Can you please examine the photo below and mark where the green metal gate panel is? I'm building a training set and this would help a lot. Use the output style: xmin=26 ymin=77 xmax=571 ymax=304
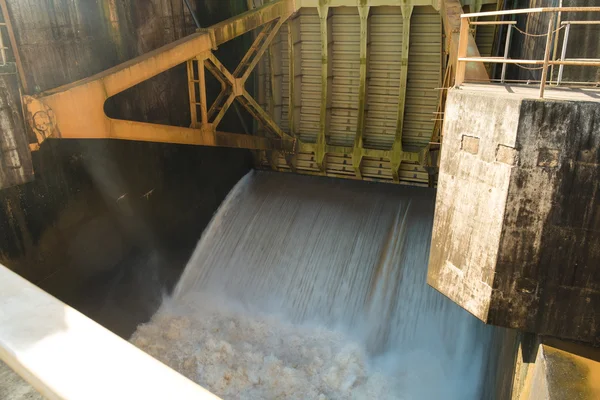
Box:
xmin=404 ymin=6 xmax=442 ymax=149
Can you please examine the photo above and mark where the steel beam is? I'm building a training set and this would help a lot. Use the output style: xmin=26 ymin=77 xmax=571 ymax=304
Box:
xmin=46 ymin=111 xmax=295 ymax=152
xmin=241 ymin=20 xmax=285 ymax=82
xmin=267 ymin=23 xmax=284 ymax=129
xmin=25 ymin=0 xmax=294 ymax=150
xmin=29 ymin=112 xmax=295 ymax=152
xmin=391 ymin=5 xmax=413 ymax=182
xmin=298 ymin=140 xmax=420 ymax=163
xmin=197 ymin=57 xmax=209 ymax=124
xmin=462 ymin=6 xmax=600 ymax=18
xmin=215 ymin=131 xmax=295 ymax=151
xmin=206 ymin=53 xmax=236 ymax=86
xmin=209 ymin=0 xmax=294 ymax=46
xmin=267 ymin=46 xmax=277 ymax=160
xmin=263 ymin=17 xmax=290 ymax=170
xmin=42 ymin=0 xmax=292 ymax=100
xmin=287 ymin=16 xmax=301 ymax=171
xmin=204 ymin=17 xmax=286 ymax=130
xmin=23 ymin=0 xmax=474 ymax=185
xmin=213 ymin=93 xmax=237 ymax=127
xmin=454 ymin=18 xmax=471 ymax=86
xmin=288 ymin=18 xmax=297 ymax=138
xmin=233 ymin=20 xmax=277 ymax=78
xmin=187 ymin=60 xmax=198 ymax=128
xmin=298 ymin=0 xmax=441 ymax=7
xmin=316 ymin=3 xmax=330 ymax=172
xmin=239 ymin=90 xmax=290 ymax=139
xmin=206 ymin=84 xmax=229 ymax=121
xmin=352 ymin=5 xmax=370 ymax=179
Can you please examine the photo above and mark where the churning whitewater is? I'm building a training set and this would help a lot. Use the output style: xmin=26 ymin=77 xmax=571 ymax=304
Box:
xmin=131 ymin=171 xmax=498 ymax=399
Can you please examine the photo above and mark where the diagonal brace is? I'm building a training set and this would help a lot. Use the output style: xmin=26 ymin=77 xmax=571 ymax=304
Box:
xmin=240 ymin=18 xmax=286 ymax=83
xmin=233 ymin=20 xmax=279 ymax=78
xmin=203 ymin=17 xmax=287 ymax=130
xmin=238 ymin=90 xmax=291 ymax=139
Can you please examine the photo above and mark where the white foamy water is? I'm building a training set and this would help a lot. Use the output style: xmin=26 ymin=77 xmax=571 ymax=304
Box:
xmin=132 ymin=294 xmax=402 ymax=399
xmin=132 ymin=171 xmax=500 ymax=399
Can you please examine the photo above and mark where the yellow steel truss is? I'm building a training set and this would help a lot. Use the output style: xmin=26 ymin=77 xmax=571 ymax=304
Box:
xmin=23 ymin=0 xmax=490 ymax=185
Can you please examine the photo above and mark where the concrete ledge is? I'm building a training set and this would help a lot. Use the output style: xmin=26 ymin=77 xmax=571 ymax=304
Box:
xmin=517 ymin=339 xmax=600 ymax=400
xmin=0 ymin=264 xmax=220 ymax=400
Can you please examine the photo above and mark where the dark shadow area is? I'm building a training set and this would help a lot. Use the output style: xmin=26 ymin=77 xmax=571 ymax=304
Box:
xmin=521 ymin=332 xmax=541 ymax=364
xmin=0 ymin=1 xmax=250 ymax=398
xmin=0 ymin=139 xmax=252 ymax=339
xmin=104 ymin=64 xmax=191 ymax=127
xmin=1 ymin=0 xmax=255 ymax=340
xmin=481 ymin=327 xmax=521 ymax=400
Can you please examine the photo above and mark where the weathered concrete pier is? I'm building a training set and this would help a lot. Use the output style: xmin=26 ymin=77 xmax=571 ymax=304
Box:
xmin=428 ymin=83 xmax=600 ymax=345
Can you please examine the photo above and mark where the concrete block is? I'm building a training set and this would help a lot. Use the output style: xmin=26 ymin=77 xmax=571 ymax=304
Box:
xmin=461 ymin=135 xmax=480 ymax=154
xmin=496 ymin=145 xmax=518 ymax=166
xmin=428 ymin=86 xmax=600 ymax=344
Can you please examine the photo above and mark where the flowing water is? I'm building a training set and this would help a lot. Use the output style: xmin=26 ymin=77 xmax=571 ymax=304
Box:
xmin=131 ymin=171 xmax=503 ymax=399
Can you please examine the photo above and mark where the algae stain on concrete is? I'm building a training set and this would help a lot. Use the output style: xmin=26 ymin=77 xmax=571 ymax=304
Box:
xmin=100 ymin=0 xmax=126 ymax=61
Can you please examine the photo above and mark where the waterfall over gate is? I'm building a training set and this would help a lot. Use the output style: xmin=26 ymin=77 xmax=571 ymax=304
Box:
xmin=133 ymin=171 xmax=501 ymax=399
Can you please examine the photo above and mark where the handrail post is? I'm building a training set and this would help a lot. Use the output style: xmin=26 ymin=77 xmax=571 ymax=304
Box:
xmin=550 ymin=3 xmax=563 ymax=84
xmin=557 ymin=21 xmax=571 ymax=85
xmin=539 ymin=14 xmax=556 ymax=98
xmin=500 ymin=24 xmax=512 ymax=83
xmin=455 ymin=17 xmax=470 ymax=86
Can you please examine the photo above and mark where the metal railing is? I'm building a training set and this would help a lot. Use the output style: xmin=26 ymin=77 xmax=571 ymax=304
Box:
xmin=455 ymin=7 xmax=600 ymax=98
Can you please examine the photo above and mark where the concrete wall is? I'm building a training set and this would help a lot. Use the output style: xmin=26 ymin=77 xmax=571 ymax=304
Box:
xmin=429 ymin=87 xmax=600 ymax=344
xmin=0 ymin=0 xmax=253 ymax=338
xmin=492 ymin=99 xmax=600 ymax=343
